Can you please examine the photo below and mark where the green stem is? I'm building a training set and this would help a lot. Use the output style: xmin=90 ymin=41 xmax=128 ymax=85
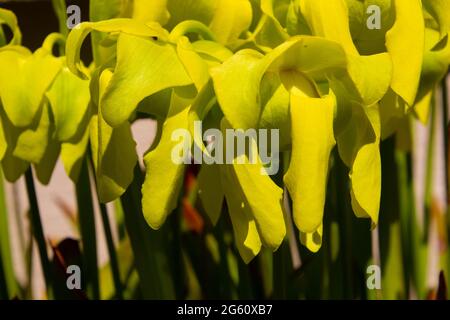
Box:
xmin=11 ymin=183 xmax=26 ymax=267
xmin=326 ymin=156 xmax=345 ymax=299
xmin=424 ymin=97 xmax=437 ymax=236
xmin=0 ymin=168 xmax=16 ymax=298
xmin=99 ymin=203 xmax=123 ymax=299
xmin=440 ymin=76 xmax=450 ymax=298
xmin=213 ymin=215 xmax=233 ymax=298
xmin=168 ymin=202 xmax=186 ymax=299
xmin=76 ymin=159 xmax=99 ymax=299
xmin=51 ymin=0 xmax=68 ymax=39
xmin=25 ymin=238 xmax=33 ymax=299
xmin=272 ymin=240 xmax=291 ymax=299
xmin=335 ymin=155 xmax=354 ymax=299
xmin=86 ymin=149 xmax=123 ymax=299
xmin=283 ymin=187 xmax=301 ymax=270
xmin=396 ymin=150 xmax=412 ymax=298
xmin=24 ymin=168 xmax=52 ymax=298
xmin=442 ymin=77 xmax=448 ymax=200
xmin=0 ymin=252 xmax=7 ymax=299
xmin=379 ymin=138 xmax=406 ymax=299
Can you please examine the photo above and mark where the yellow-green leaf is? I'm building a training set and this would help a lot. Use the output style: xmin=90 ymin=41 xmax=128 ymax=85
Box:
xmin=299 ymin=0 xmax=358 ymax=54
xmin=337 ymin=104 xmax=381 ymax=226
xmin=413 ymin=28 xmax=450 ymax=123
xmin=212 ymin=36 xmax=347 ymax=130
xmin=385 ymin=0 xmax=424 ymax=106
xmin=166 ymin=0 xmax=217 ymax=30
xmin=101 ymin=33 xmax=193 ymax=127
xmin=66 ymin=19 xmax=169 ymax=79
xmin=14 ymin=104 xmax=53 ymax=164
xmin=423 ymin=0 xmax=450 ymax=38
xmin=61 ymin=129 xmax=90 ymax=183
xmin=34 ymin=137 xmax=61 ymax=185
xmin=299 ymin=0 xmax=392 ymax=105
xmin=230 ymin=150 xmax=286 ymax=250
xmin=132 ymin=0 xmax=170 ymax=26
xmin=258 ymin=72 xmax=291 ymax=150
xmin=209 ymin=0 xmax=253 ymax=45
xmin=0 ymin=110 xmax=28 ymax=182
xmin=142 ymin=92 xmax=190 ymax=229
xmin=91 ymin=69 xmax=138 ymax=203
xmin=197 ymin=164 xmax=224 ymax=225
xmin=176 ymin=37 xmax=209 ymax=91
xmin=284 ymin=86 xmax=336 ymax=235
xmin=0 ymin=47 xmax=62 ymax=127
xmin=47 ymin=66 xmax=91 ymax=142
xmin=300 ymin=223 xmax=323 ymax=253
xmin=345 ymin=0 xmax=394 ymax=55
xmin=211 ymin=49 xmax=265 ymax=129
xmin=379 ymin=88 xmax=406 ymax=139
xmin=0 ymin=104 xmax=6 ymax=160
xmin=219 ymin=162 xmax=262 ymax=263
xmin=221 ymin=118 xmax=285 ymax=250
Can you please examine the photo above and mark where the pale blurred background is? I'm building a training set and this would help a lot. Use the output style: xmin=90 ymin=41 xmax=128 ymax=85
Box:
xmin=4 ymin=119 xmax=157 ymax=298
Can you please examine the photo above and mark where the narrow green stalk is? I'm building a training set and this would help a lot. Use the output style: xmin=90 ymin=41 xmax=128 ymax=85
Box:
xmin=0 ymin=169 xmax=16 ymax=298
xmin=258 ymin=247 xmax=273 ymax=299
xmin=113 ymin=200 xmax=126 ymax=241
xmin=237 ymin=257 xmax=254 ymax=299
xmin=369 ymin=227 xmax=382 ymax=300
xmin=440 ymin=76 xmax=450 ymax=298
xmin=283 ymin=187 xmax=302 ymax=271
xmin=25 ymin=238 xmax=33 ymax=299
xmin=325 ymin=157 xmax=345 ymax=299
xmin=272 ymin=240 xmax=290 ymax=299
xmin=410 ymin=200 xmax=428 ymax=299
xmin=396 ymin=150 xmax=412 ymax=298
xmin=24 ymin=168 xmax=52 ymax=298
xmin=442 ymin=77 xmax=448 ymax=198
xmin=76 ymin=159 xmax=99 ymax=299
xmin=168 ymin=202 xmax=186 ymax=299
xmin=409 ymin=123 xmax=428 ymax=299
xmin=272 ymin=153 xmax=297 ymax=299
xmin=424 ymin=97 xmax=437 ymax=235
xmin=89 ymin=0 xmax=124 ymax=66
xmin=335 ymin=155 xmax=354 ymax=299
xmin=0 ymin=252 xmax=7 ymax=299
xmin=11 ymin=183 xmax=26 ymax=265
xmin=51 ymin=0 xmax=68 ymax=39
xmin=87 ymin=143 xmax=123 ymax=299
xmin=213 ymin=216 xmax=234 ymax=298
xmin=99 ymin=203 xmax=123 ymax=299
xmin=379 ymin=138 xmax=406 ymax=300
xmin=444 ymin=76 xmax=450 ymax=299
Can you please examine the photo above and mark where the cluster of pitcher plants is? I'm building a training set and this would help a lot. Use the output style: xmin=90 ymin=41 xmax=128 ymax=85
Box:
xmin=0 ymin=0 xmax=449 ymax=300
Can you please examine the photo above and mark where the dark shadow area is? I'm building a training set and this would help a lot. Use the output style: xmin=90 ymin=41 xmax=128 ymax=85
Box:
xmin=2 ymin=0 xmax=91 ymax=62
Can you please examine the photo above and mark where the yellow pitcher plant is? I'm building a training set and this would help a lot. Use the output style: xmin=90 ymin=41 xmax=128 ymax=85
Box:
xmin=0 ymin=0 xmax=449 ymax=270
